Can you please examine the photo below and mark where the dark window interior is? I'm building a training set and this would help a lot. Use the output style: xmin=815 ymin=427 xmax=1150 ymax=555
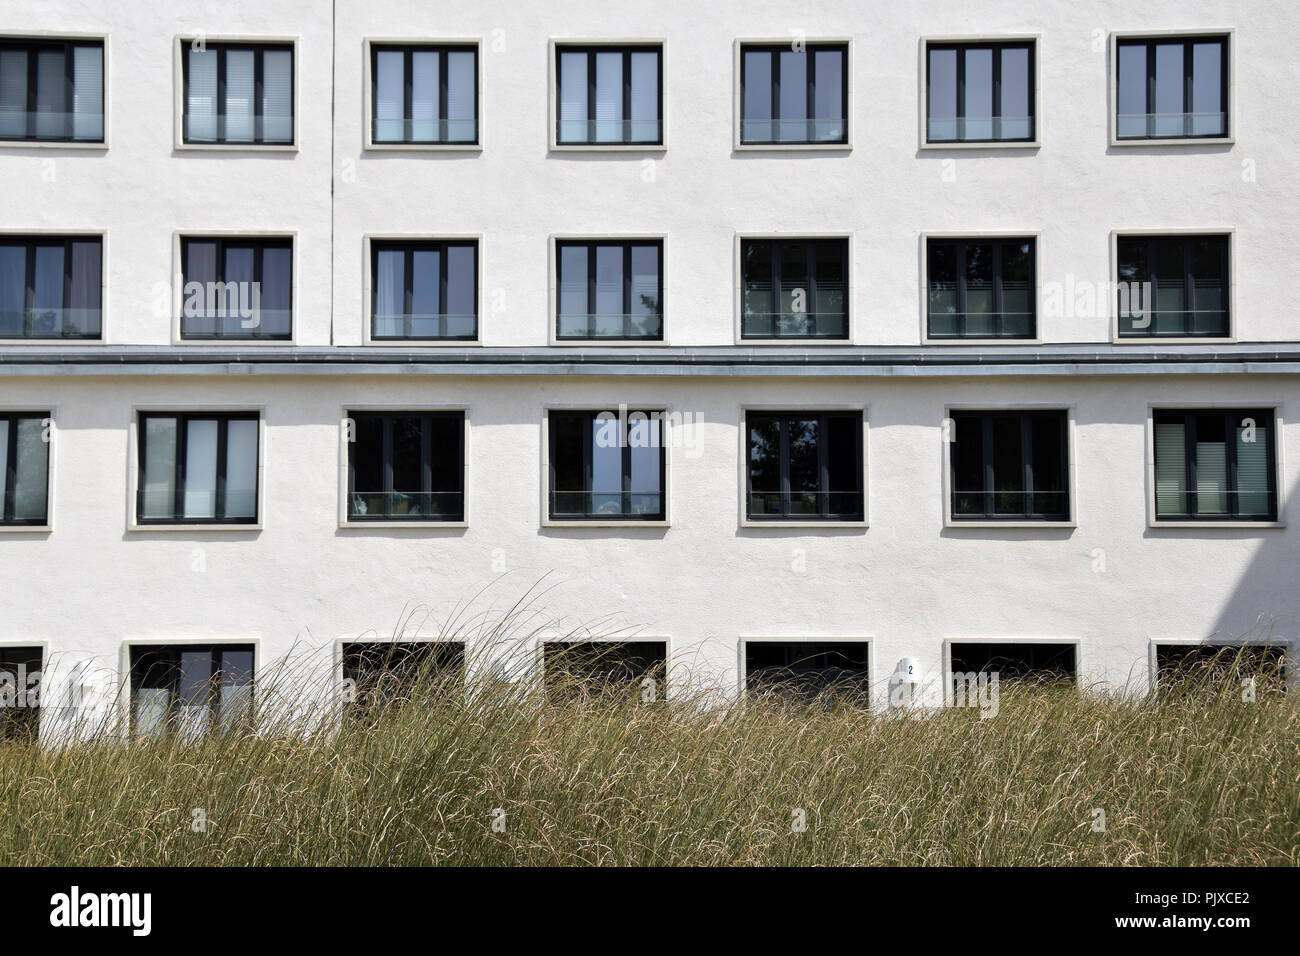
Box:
xmin=747 ymin=411 xmax=863 ymax=520
xmin=0 ymin=645 xmax=41 ymax=742
xmin=1155 ymin=644 xmax=1287 ymax=693
xmin=740 ymin=238 xmax=848 ymax=339
xmin=1116 ymin=234 xmax=1229 ymax=337
xmin=544 ymin=640 xmax=667 ymax=701
xmin=129 ymin=644 xmax=254 ymax=738
xmin=745 ymin=641 xmax=869 ymax=706
xmin=341 ymin=641 xmax=466 ymax=713
xmin=950 ymin=410 xmax=1069 ymax=521
xmin=347 ymin=411 xmax=464 ymax=521
xmin=949 ymin=642 xmax=1077 ymax=686
xmin=548 ymin=410 xmax=665 ymax=520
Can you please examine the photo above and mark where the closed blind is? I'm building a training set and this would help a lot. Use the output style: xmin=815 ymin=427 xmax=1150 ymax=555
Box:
xmin=261 ymin=50 xmax=292 ymax=142
xmin=223 ymin=50 xmax=255 ymax=142
xmin=72 ymin=45 xmax=103 ymax=140
xmin=186 ymin=49 xmax=218 ymax=141
xmin=1195 ymin=439 xmax=1228 ymax=515
xmin=0 ymin=50 xmax=28 ymax=137
xmin=1236 ymin=423 xmax=1270 ymax=517
xmin=1154 ymin=422 xmax=1186 ymax=516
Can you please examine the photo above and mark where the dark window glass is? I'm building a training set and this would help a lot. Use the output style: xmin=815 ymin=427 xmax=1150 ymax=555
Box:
xmin=745 ymin=641 xmax=870 ymax=707
xmin=0 ymin=646 xmax=42 ymax=741
xmin=927 ymin=237 xmax=1035 ymax=339
xmin=949 ymin=643 xmax=1077 ymax=688
xmin=1116 ymin=234 xmax=1229 ymax=337
xmin=927 ymin=41 xmax=1035 ymax=143
xmin=182 ymin=42 xmax=294 ymax=145
xmin=548 ymin=410 xmax=665 ymax=520
xmin=0 ymin=38 xmax=103 ymax=142
xmin=0 ymin=236 xmax=101 ymax=339
xmin=346 ymin=411 xmax=464 ymax=521
xmin=1116 ymin=36 xmax=1228 ymax=139
xmin=544 ymin=641 xmax=667 ymax=702
xmin=741 ymin=43 xmax=847 ymax=144
xmin=741 ymin=239 xmax=848 ymax=339
xmin=556 ymin=45 xmax=662 ymax=145
xmin=1155 ymin=644 xmax=1287 ymax=694
xmin=0 ymin=412 xmax=50 ymax=525
xmin=371 ymin=240 xmax=477 ymax=340
xmin=371 ymin=44 xmax=477 ymax=144
xmin=341 ymin=642 xmax=465 ymax=714
xmin=1153 ymin=409 xmax=1276 ymax=521
xmin=179 ymin=237 xmax=291 ymax=339
xmin=949 ymin=410 xmax=1069 ymax=521
xmin=747 ymin=411 xmax=862 ymax=520
xmin=129 ymin=644 xmax=254 ymax=738
xmin=556 ymin=240 xmax=662 ymax=340
xmin=137 ymin=413 xmax=259 ymax=524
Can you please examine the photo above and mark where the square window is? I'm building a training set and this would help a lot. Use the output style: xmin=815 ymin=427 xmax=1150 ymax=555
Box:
xmin=346 ymin=411 xmax=464 ymax=522
xmin=1116 ymin=35 xmax=1228 ymax=140
xmin=740 ymin=239 xmax=848 ymax=340
xmin=137 ymin=412 xmax=259 ymax=524
xmin=1152 ymin=409 xmax=1276 ymax=521
xmin=746 ymin=411 xmax=863 ymax=521
xmin=949 ymin=410 xmax=1069 ymax=521
xmin=0 ymin=236 xmax=102 ymax=339
xmin=129 ymin=644 xmax=254 ymax=738
xmin=182 ymin=42 xmax=294 ymax=145
xmin=740 ymin=43 xmax=847 ymax=145
xmin=1116 ymin=234 xmax=1229 ymax=338
xmin=179 ymin=237 xmax=292 ymax=340
xmin=555 ymin=44 xmax=662 ymax=146
xmin=926 ymin=41 xmax=1035 ymax=143
xmin=370 ymin=240 xmax=477 ymax=340
xmin=927 ymin=237 xmax=1035 ymax=339
xmin=555 ymin=240 xmax=662 ymax=340
xmin=370 ymin=44 xmax=477 ymax=145
xmin=548 ymin=410 xmax=665 ymax=521
xmin=0 ymin=38 xmax=103 ymax=143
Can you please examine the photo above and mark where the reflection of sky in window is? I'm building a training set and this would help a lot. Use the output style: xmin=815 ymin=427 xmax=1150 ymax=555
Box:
xmin=743 ymin=51 xmax=771 ymax=124
xmin=1154 ymin=44 xmax=1184 ymax=136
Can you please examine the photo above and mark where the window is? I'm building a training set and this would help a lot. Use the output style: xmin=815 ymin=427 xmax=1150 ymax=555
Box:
xmin=950 ymin=410 xmax=1069 ymax=521
xmin=926 ymin=41 xmax=1035 ymax=143
xmin=556 ymin=240 xmax=662 ymax=340
xmin=741 ymin=238 xmax=848 ymax=339
xmin=341 ymin=642 xmax=465 ymax=714
xmin=137 ymin=412 xmax=259 ymax=525
xmin=745 ymin=641 xmax=870 ymax=706
xmin=182 ymin=42 xmax=294 ymax=145
xmin=129 ymin=644 xmax=254 ymax=739
xmin=740 ymin=42 xmax=847 ymax=145
xmin=0 ymin=236 xmax=102 ymax=339
xmin=927 ymin=237 xmax=1035 ymax=339
xmin=371 ymin=240 xmax=477 ymax=341
xmin=1155 ymin=644 xmax=1286 ymax=694
xmin=949 ymin=643 xmax=1077 ymax=688
xmin=0 ymin=37 xmax=103 ymax=143
xmin=544 ymin=641 xmax=667 ymax=701
xmin=555 ymin=44 xmax=662 ymax=146
xmin=0 ymin=412 xmax=50 ymax=526
xmin=347 ymin=411 xmax=464 ymax=522
xmin=0 ymin=646 xmax=41 ymax=741
xmin=1116 ymin=234 xmax=1229 ymax=338
xmin=548 ymin=410 xmax=665 ymax=521
xmin=180 ymin=237 xmax=292 ymax=340
xmin=747 ymin=411 xmax=863 ymax=521
xmin=1153 ymin=409 xmax=1276 ymax=521
xmin=370 ymin=43 xmax=477 ymax=145
xmin=1116 ymin=35 xmax=1228 ymax=140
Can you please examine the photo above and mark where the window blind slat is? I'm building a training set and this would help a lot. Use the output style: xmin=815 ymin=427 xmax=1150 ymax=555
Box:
xmin=1195 ymin=440 xmax=1228 ymax=515
xmin=35 ymin=50 xmax=66 ymax=138
xmin=0 ymin=50 xmax=28 ymax=138
xmin=223 ymin=50 xmax=255 ymax=143
xmin=186 ymin=49 xmax=218 ymax=142
xmin=72 ymin=45 xmax=103 ymax=140
xmin=1237 ymin=424 xmax=1270 ymax=517
xmin=1154 ymin=423 xmax=1186 ymax=516
xmin=261 ymin=50 xmax=292 ymax=143
xmin=410 ymin=51 xmax=438 ymax=141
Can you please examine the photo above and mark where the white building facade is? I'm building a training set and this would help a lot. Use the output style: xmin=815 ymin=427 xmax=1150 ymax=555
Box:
xmin=0 ymin=0 xmax=1296 ymax=734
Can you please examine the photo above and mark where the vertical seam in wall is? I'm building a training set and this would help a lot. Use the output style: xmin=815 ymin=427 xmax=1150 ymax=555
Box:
xmin=329 ymin=0 xmax=337 ymax=345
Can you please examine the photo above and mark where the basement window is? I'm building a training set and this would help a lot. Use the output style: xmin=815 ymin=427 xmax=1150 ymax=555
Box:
xmin=341 ymin=641 xmax=465 ymax=713
xmin=948 ymin=642 xmax=1076 ymax=690
xmin=745 ymin=641 xmax=869 ymax=706
xmin=0 ymin=645 xmax=41 ymax=741
xmin=129 ymin=644 xmax=254 ymax=739
xmin=543 ymin=640 xmax=667 ymax=701
xmin=1155 ymin=644 xmax=1287 ymax=693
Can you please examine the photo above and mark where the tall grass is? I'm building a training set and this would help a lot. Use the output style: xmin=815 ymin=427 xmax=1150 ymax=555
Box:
xmin=0 ymin=601 xmax=1295 ymax=866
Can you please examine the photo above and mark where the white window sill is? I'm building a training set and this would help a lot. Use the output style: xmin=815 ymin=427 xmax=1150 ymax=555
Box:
xmin=339 ymin=520 xmax=468 ymax=530
xmin=1112 ymin=336 xmax=1236 ymax=345
xmin=735 ymin=338 xmax=853 ymax=347
xmin=1150 ymin=520 xmax=1284 ymax=530
xmin=1110 ymin=137 xmax=1234 ymax=148
xmin=923 ymin=337 xmax=1043 ymax=346
xmin=0 ymin=139 xmax=107 ymax=150
xmin=174 ymin=143 xmax=299 ymax=153
xmin=741 ymin=519 xmax=867 ymax=530
xmin=550 ymin=143 xmax=666 ymax=152
xmin=734 ymin=142 xmax=851 ymax=152
xmin=543 ymin=519 xmax=670 ymax=529
xmin=128 ymin=523 xmax=263 ymax=532
xmin=920 ymin=140 xmax=1039 ymax=150
xmin=945 ymin=520 xmax=1076 ymax=530
xmin=362 ymin=338 xmax=483 ymax=348
xmin=0 ymin=525 xmax=52 ymax=533
xmin=364 ymin=142 xmax=483 ymax=152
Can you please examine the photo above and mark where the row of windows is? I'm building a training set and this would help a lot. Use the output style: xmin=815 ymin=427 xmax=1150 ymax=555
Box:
xmin=0 ymin=33 xmax=1232 ymax=148
xmin=0 ymin=407 xmax=1279 ymax=529
xmin=0 ymin=233 xmax=1234 ymax=342
xmin=1 ymin=638 xmax=1283 ymax=740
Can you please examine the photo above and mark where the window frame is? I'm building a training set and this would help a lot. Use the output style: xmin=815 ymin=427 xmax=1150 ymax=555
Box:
xmin=1110 ymin=30 xmax=1233 ymax=146
xmin=1147 ymin=405 xmax=1283 ymax=527
xmin=943 ymin=406 xmax=1076 ymax=528
xmin=921 ymin=232 xmax=1040 ymax=343
xmin=942 ymin=638 xmax=1082 ymax=705
xmin=336 ymin=638 xmax=468 ymax=715
xmin=130 ymin=408 xmax=264 ymax=530
xmin=1147 ymin=639 xmax=1291 ymax=695
xmin=550 ymin=236 xmax=666 ymax=343
xmin=0 ymin=642 xmax=44 ymax=741
xmin=921 ymin=36 xmax=1040 ymax=148
xmin=1112 ymin=230 xmax=1233 ymax=342
xmin=0 ymin=34 xmax=108 ymax=147
xmin=735 ymin=233 xmax=852 ymax=344
xmin=549 ymin=39 xmax=667 ymax=151
xmin=363 ymin=235 xmax=481 ymax=345
xmin=742 ymin=407 xmax=867 ymax=526
xmin=0 ymin=409 xmax=53 ymax=530
xmin=739 ymin=636 xmax=874 ymax=707
xmin=0 ymin=232 xmax=105 ymax=341
xmin=342 ymin=408 xmax=468 ymax=526
xmin=734 ymin=38 xmax=852 ymax=150
xmin=542 ymin=406 xmax=671 ymax=526
xmin=122 ymin=640 xmax=257 ymax=738
xmin=363 ymin=38 xmax=482 ymax=150
xmin=538 ymin=636 xmax=671 ymax=702
xmin=176 ymin=234 xmax=295 ymax=342
xmin=174 ymin=35 xmax=298 ymax=151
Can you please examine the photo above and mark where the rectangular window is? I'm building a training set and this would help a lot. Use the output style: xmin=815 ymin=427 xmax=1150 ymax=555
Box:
xmin=747 ymin=411 xmax=863 ymax=521
xmin=950 ymin=410 xmax=1069 ymax=521
xmin=1116 ymin=234 xmax=1229 ymax=338
xmin=741 ymin=238 xmax=848 ymax=339
xmin=1153 ymin=409 xmax=1276 ymax=521
xmin=137 ymin=412 xmax=259 ymax=525
xmin=0 ymin=646 xmax=41 ymax=741
xmin=0 ymin=37 xmax=103 ymax=142
xmin=1116 ymin=35 xmax=1228 ymax=139
xmin=745 ymin=641 xmax=870 ymax=706
xmin=555 ymin=45 xmax=662 ymax=146
xmin=371 ymin=239 xmax=477 ymax=340
xmin=341 ymin=642 xmax=466 ymax=714
xmin=130 ymin=644 xmax=254 ymax=739
xmin=0 ymin=412 xmax=50 ymax=526
xmin=347 ymin=411 xmax=464 ymax=522
xmin=0 ymin=236 xmax=101 ymax=339
xmin=556 ymin=240 xmax=662 ymax=340
xmin=949 ymin=643 xmax=1077 ymax=688
xmin=1155 ymin=644 xmax=1286 ymax=694
xmin=179 ymin=237 xmax=292 ymax=340
xmin=740 ymin=43 xmax=847 ymax=145
xmin=548 ymin=410 xmax=665 ymax=521
xmin=371 ymin=43 xmax=477 ymax=145
xmin=182 ymin=42 xmax=294 ymax=145
xmin=927 ymin=237 xmax=1035 ymax=339
xmin=543 ymin=641 xmax=667 ymax=702
xmin=926 ymin=41 xmax=1035 ymax=143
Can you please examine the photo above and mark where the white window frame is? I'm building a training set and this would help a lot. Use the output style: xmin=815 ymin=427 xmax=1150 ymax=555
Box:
xmin=332 ymin=635 xmax=469 ymax=719
xmin=1110 ymin=228 xmax=1236 ymax=344
xmin=0 ymin=639 xmax=48 ymax=740
xmin=535 ymin=632 xmax=674 ymax=701
xmin=1146 ymin=637 xmax=1294 ymax=695
xmin=918 ymin=34 xmax=1041 ymax=150
xmin=941 ymin=636 xmax=1082 ymax=707
xmin=732 ymin=36 xmax=854 ymax=152
xmin=547 ymin=233 xmax=669 ymax=346
xmin=361 ymin=233 xmax=483 ymax=347
xmin=0 ymin=403 xmax=56 ymax=533
xmin=0 ymin=31 xmax=111 ymax=150
xmin=173 ymin=35 xmax=300 ymax=152
xmin=1108 ymin=28 xmax=1235 ymax=148
xmin=117 ymin=636 xmax=261 ymax=740
xmin=362 ymin=37 xmax=484 ymax=152
xmin=738 ymin=635 xmax=875 ymax=707
xmin=548 ymin=37 xmax=668 ymax=153
xmin=919 ymin=230 xmax=1043 ymax=345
